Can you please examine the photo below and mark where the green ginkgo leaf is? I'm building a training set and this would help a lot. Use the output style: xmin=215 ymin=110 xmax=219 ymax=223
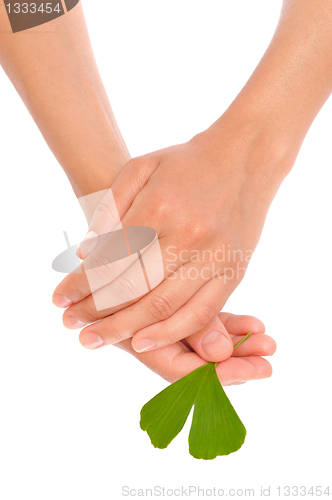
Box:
xmin=140 ymin=333 xmax=250 ymax=460
xmin=188 ymin=363 xmax=246 ymax=459
xmin=140 ymin=363 xmax=207 ymax=449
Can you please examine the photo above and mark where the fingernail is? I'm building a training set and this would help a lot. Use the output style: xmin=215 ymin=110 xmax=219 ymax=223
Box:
xmin=202 ymin=330 xmax=232 ymax=358
xmin=52 ymin=293 xmax=72 ymax=308
xmin=63 ymin=315 xmax=86 ymax=330
xmin=133 ymin=338 xmax=156 ymax=353
xmin=76 ymin=231 xmax=98 ymax=259
xmin=80 ymin=332 xmax=104 ymax=349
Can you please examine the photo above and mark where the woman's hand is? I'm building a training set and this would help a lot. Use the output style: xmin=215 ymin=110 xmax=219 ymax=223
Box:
xmin=105 ymin=312 xmax=276 ymax=385
xmin=53 ymin=120 xmax=288 ymax=354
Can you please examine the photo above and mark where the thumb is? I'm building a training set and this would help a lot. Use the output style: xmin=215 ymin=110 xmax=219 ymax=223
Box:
xmin=185 ymin=317 xmax=233 ymax=363
xmin=77 ymin=156 xmax=157 ymax=259
xmin=77 ymin=187 xmax=123 ymax=259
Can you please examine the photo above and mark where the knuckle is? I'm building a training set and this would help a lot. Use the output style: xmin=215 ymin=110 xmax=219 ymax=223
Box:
xmin=154 ymin=198 xmax=172 ymax=219
xmin=195 ymin=303 xmax=218 ymax=328
xmin=141 ymin=196 xmax=172 ymax=225
xmin=89 ymin=253 xmax=115 ymax=285
xmin=187 ymin=218 xmax=212 ymax=244
xmin=147 ymin=294 xmax=174 ymax=321
xmin=76 ymin=307 xmax=99 ymax=323
xmin=162 ymin=327 xmax=179 ymax=346
xmin=65 ymin=278 xmax=86 ymax=302
xmin=115 ymin=273 xmax=144 ymax=303
xmin=121 ymin=275 xmax=140 ymax=296
xmin=108 ymin=325 xmax=126 ymax=344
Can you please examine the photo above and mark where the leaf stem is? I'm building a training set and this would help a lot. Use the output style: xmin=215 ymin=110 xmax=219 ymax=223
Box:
xmin=233 ymin=332 xmax=251 ymax=351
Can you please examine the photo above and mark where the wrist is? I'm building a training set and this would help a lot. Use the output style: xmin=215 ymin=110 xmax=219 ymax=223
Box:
xmin=191 ymin=107 xmax=297 ymax=210
xmin=197 ymin=76 xmax=307 ymax=187
xmin=66 ymin=144 xmax=128 ymax=198
xmin=32 ymin=81 xmax=130 ymax=197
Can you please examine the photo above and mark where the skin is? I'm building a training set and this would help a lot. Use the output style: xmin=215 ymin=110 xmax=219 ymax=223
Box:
xmin=54 ymin=0 xmax=332 ymax=355
xmin=0 ymin=2 xmax=129 ymax=195
xmin=0 ymin=2 xmax=276 ymax=384
xmin=118 ymin=313 xmax=276 ymax=385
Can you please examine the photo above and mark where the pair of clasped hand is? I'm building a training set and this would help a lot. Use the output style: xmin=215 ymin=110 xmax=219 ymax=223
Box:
xmin=53 ymin=134 xmax=277 ymax=385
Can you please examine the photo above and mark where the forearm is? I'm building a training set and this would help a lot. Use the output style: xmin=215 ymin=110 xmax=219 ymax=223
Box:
xmin=0 ymin=2 xmax=129 ymax=196
xmin=205 ymin=0 xmax=332 ymax=189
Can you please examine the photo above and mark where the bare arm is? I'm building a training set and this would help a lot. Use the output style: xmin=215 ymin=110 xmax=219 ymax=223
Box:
xmin=0 ymin=2 xmax=277 ymax=383
xmin=209 ymin=0 xmax=332 ymax=181
xmin=0 ymin=1 xmax=129 ymax=196
xmin=53 ymin=0 xmax=332 ymax=354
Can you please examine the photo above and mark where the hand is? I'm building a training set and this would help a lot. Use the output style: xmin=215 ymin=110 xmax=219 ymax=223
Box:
xmin=97 ymin=312 xmax=276 ymax=385
xmin=53 ymin=121 xmax=286 ymax=354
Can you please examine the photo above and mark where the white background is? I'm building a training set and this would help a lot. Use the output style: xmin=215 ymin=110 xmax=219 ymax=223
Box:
xmin=0 ymin=1 xmax=331 ymax=499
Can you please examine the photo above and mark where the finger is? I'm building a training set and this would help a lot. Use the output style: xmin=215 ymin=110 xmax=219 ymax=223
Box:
xmin=113 ymin=338 xmax=272 ymax=385
xmin=215 ymin=356 xmax=273 ymax=385
xmin=218 ymin=313 xmax=276 ymax=356
xmin=54 ymin=161 xmax=163 ymax=307
xmin=231 ymin=333 xmax=276 ymax=356
xmin=186 ymin=313 xmax=275 ymax=361
xmin=53 ymin=227 xmax=161 ymax=308
xmin=131 ymin=277 xmax=236 ymax=353
xmin=62 ymin=260 xmax=210 ymax=331
xmin=53 ymin=217 xmax=193 ymax=311
xmin=219 ymin=312 xmax=265 ymax=335
xmin=175 ymin=316 xmax=234 ymax=363
xmin=114 ymin=339 xmax=198 ymax=383
xmin=76 ymin=306 xmax=273 ymax=364
xmin=77 ymin=189 xmax=123 ymax=259
xmin=77 ymin=156 xmax=160 ymax=258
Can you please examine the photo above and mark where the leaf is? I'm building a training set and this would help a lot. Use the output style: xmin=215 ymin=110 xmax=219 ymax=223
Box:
xmin=140 ymin=364 xmax=208 ymax=449
xmin=189 ymin=363 xmax=246 ymax=460
xmin=140 ymin=363 xmax=246 ymax=459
